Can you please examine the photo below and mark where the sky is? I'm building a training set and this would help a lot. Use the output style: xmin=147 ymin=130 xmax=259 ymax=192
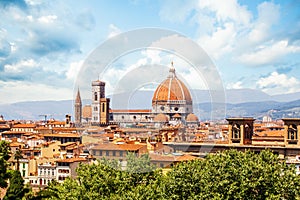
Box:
xmin=0 ymin=0 xmax=300 ymax=104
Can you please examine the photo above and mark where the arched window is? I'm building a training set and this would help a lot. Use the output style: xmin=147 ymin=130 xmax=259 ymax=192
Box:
xmin=233 ymin=124 xmax=240 ymax=139
xmin=94 ymin=92 xmax=97 ymax=101
xmin=288 ymin=124 xmax=297 ymax=140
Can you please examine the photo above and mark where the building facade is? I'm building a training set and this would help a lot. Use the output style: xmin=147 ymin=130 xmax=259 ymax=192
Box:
xmin=75 ymin=63 xmax=199 ymax=126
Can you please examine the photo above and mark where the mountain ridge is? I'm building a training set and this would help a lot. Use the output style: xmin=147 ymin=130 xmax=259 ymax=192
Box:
xmin=1 ymin=89 xmax=300 ymax=120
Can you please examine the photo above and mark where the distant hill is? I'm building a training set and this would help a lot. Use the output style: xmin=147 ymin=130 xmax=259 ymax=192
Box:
xmin=0 ymin=89 xmax=300 ymax=121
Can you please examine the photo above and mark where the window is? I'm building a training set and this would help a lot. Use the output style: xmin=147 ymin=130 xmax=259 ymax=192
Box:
xmin=160 ymin=163 xmax=164 ymax=168
xmin=22 ymin=170 xmax=25 ymax=177
xmin=94 ymin=107 xmax=98 ymax=111
xmin=106 ymin=151 xmax=109 ymax=156
xmin=119 ymin=151 xmax=123 ymax=157
xmin=94 ymin=92 xmax=98 ymax=101
xmin=99 ymin=150 xmax=102 ymax=156
xmin=23 ymin=163 xmax=25 ymax=168
xmin=102 ymin=103 xmax=105 ymax=112
xmin=112 ymin=151 xmax=116 ymax=157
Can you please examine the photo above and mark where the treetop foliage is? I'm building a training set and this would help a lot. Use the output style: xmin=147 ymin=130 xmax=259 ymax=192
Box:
xmin=38 ymin=150 xmax=300 ymax=200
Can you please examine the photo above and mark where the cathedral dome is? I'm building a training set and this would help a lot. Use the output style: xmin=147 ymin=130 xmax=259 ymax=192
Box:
xmin=154 ymin=113 xmax=169 ymax=122
xmin=152 ymin=64 xmax=192 ymax=105
xmin=186 ymin=113 xmax=199 ymax=122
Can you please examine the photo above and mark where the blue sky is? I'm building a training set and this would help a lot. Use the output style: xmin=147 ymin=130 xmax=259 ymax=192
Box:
xmin=0 ymin=0 xmax=300 ymax=103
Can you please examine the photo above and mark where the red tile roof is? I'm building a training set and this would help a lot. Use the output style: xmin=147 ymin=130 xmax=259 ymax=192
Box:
xmin=12 ymin=124 xmax=36 ymax=128
xmin=92 ymin=143 xmax=145 ymax=151
xmin=56 ymin=157 xmax=87 ymax=163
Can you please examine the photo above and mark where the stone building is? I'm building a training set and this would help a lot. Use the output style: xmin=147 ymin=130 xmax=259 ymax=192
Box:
xmin=75 ymin=63 xmax=199 ymax=126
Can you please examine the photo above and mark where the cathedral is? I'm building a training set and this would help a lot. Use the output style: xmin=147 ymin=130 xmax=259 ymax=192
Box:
xmin=74 ymin=63 xmax=199 ymax=127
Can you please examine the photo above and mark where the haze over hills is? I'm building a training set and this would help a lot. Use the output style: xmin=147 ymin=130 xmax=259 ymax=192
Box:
xmin=1 ymin=89 xmax=300 ymax=121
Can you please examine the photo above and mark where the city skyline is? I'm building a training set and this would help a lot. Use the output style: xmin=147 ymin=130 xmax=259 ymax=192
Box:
xmin=0 ymin=0 xmax=300 ymax=104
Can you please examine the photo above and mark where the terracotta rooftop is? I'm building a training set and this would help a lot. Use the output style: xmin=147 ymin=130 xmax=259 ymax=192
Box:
xmin=255 ymin=130 xmax=284 ymax=137
xmin=43 ymin=133 xmax=80 ymax=138
xmin=12 ymin=124 xmax=36 ymax=128
xmin=2 ymin=131 xmax=27 ymax=134
xmin=56 ymin=157 xmax=87 ymax=163
xmin=92 ymin=143 xmax=145 ymax=151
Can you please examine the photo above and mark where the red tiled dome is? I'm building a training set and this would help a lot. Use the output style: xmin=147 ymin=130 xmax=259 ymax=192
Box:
xmin=186 ymin=113 xmax=199 ymax=122
xmin=152 ymin=66 xmax=192 ymax=104
xmin=154 ymin=113 xmax=169 ymax=122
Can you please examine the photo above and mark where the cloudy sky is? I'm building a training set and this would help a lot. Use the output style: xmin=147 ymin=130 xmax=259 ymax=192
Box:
xmin=0 ymin=0 xmax=300 ymax=104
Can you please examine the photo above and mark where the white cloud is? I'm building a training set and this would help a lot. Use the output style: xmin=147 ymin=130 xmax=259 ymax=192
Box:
xmin=238 ymin=40 xmax=300 ymax=65
xmin=4 ymin=59 xmax=38 ymax=73
xmin=37 ymin=15 xmax=57 ymax=24
xmin=107 ymin=24 xmax=121 ymax=38
xmin=198 ymin=0 xmax=251 ymax=25
xmin=227 ymin=81 xmax=243 ymax=89
xmin=159 ymin=0 xmax=196 ymax=23
xmin=256 ymin=72 xmax=300 ymax=95
xmin=0 ymin=80 xmax=73 ymax=103
xmin=25 ymin=0 xmax=43 ymax=6
xmin=247 ymin=2 xmax=280 ymax=43
xmin=141 ymin=49 xmax=161 ymax=64
xmin=197 ymin=22 xmax=236 ymax=58
xmin=66 ymin=60 xmax=84 ymax=80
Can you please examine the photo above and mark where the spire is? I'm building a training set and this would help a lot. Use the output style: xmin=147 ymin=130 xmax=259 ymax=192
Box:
xmin=168 ymin=61 xmax=176 ymax=78
xmin=75 ymin=88 xmax=82 ymax=104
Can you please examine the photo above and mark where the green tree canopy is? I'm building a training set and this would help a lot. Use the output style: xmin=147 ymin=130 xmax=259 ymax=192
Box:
xmin=4 ymin=170 xmax=29 ymax=200
xmin=164 ymin=149 xmax=300 ymax=200
xmin=14 ymin=149 xmax=23 ymax=171
xmin=0 ymin=140 xmax=11 ymax=189
xmin=36 ymin=150 xmax=300 ymax=199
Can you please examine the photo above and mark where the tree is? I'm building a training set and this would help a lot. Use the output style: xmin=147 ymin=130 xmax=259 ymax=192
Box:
xmin=14 ymin=149 xmax=23 ymax=171
xmin=42 ymin=154 xmax=160 ymax=200
xmin=0 ymin=141 xmax=11 ymax=189
xmin=35 ymin=150 xmax=300 ymax=199
xmin=4 ymin=170 xmax=29 ymax=200
xmin=164 ymin=149 xmax=300 ymax=199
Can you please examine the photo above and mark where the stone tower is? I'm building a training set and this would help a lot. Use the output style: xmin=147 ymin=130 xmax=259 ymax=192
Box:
xmin=227 ymin=117 xmax=255 ymax=145
xmin=91 ymin=80 xmax=110 ymax=125
xmin=282 ymin=118 xmax=300 ymax=146
xmin=74 ymin=89 xmax=82 ymax=124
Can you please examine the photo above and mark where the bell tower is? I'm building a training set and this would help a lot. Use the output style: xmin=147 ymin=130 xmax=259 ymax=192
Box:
xmin=91 ymin=80 xmax=110 ymax=125
xmin=227 ymin=117 xmax=255 ymax=145
xmin=282 ymin=118 xmax=300 ymax=146
xmin=74 ymin=88 xmax=82 ymax=125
